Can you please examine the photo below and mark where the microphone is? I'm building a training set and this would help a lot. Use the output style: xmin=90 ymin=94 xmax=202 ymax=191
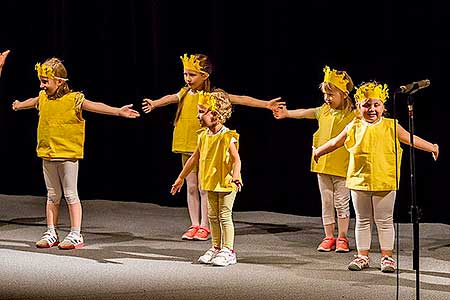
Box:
xmin=397 ymin=79 xmax=430 ymax=94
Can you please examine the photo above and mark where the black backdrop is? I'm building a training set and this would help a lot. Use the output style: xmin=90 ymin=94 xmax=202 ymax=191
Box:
xmin=0 ymin=0 xmax=447 ymax=224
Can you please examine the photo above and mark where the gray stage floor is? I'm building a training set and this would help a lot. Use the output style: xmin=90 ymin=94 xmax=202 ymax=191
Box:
xmin=1 ymin=194 xmax=449 ymax=300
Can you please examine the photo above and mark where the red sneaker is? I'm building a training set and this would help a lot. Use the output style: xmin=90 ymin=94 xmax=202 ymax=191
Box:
xmin=193 ymin=226 xmax=210 ymax=241
xmin=335 ymin=237 xmax=350 ymax=253
xmin=181 ymin=225 xmax=199 ymax=240
xmin=317 ymin=237 xmax=336 ymax=252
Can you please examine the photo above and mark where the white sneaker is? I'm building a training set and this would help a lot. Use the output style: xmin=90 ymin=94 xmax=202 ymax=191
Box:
xmin=348 ymin=255 xmax=369 ymax=271
xmin=211 ymin=248 xmax=237 ymax=267
xmin=58 ymin=232 xmax=84 ymax=250
xmin=380 ymin=256 xmax=396 ymax=273
xmin=198 ymin=247 xmax=220 ymax=264
xmin=35 ymin=230 xmax=59 ymax=248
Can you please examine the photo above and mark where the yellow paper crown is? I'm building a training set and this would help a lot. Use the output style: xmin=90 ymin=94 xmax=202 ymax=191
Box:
xmin=197 ymin=91 xmax=216 ymax=111
xmin=354 ymin=82 xmax=389 ymax=103
xmin=35 ymin=63 xmax=56 ymax=79
xmin=180 ymin=54 xmax=207 ymax=74
xmin=323 ymin=66 xmax=350 ymax=93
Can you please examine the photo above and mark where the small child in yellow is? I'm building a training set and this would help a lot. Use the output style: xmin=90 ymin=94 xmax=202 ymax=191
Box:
xmin=313 ymin=81 xmax=439 ymax=272
xmin=12 ymin=58 xmax=140 ymax=249
xmin=171 ymin=89 xmax=242 ymax=267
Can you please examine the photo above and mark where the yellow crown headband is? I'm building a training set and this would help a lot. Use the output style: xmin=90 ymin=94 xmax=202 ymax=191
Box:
xmin=198 ymin=91 xmax=216 ymax=111
xmin=35 ymin=63 xmax=68 ymax=81
xmin=180 ymin=54 xmax=208 ymax=74
xmin=323 ymin=65 xmax=350 ymax=93
xmin=354 ymin=82 xmax=389 ymax=103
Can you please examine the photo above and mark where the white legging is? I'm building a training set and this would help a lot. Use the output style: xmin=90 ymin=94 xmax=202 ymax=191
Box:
xmin=317 ymin=174 xmax=350 ymax=225
xmin=351 ymin=190 xmax=396 ymax=251
xmin=43 ymin=160 xmax=80 ymax=205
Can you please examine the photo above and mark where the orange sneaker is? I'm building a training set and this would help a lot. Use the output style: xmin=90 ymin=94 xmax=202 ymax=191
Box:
xmin=335 ymin=237 xmax=350 ymax=253
xmin=181 ymin=225 xmax=199 ymax=240
xmin=317 ymin=237 xmax=336 ymax=252
xmin=194 ymin=226 xmax=210 ymax=241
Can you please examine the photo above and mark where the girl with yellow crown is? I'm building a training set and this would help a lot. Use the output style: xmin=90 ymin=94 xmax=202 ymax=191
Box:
xmin=313 ymin=81 xmax=439 ymax=272
xmin=171 ymin=90 xmax=242 ymax=266
xmin=273 ymin=66 xmax=357 ymax=253
xmin=0 ymin=49 xmax=10 ymax=77
xmin=12 ymin=57 xmax=140 ymax=249
xmin=142 ymin=54 xmax=282 ymax=241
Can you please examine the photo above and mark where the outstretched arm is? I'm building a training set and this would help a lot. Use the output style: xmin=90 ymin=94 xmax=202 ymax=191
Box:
xmin=273 ymin=106 xmax=316 ymax=119
xmin=0 ymin=50 xmax=10 ymax=77
xmin=171 ymin=149 xmax=200 ymax=195
xmin=397 ymin=124 xmax=439 ymax=160
xmin=12 ymin=96 xmax=39 ymax=111
xmin=228 ymin=94 xmax=285 ymax=110
xmin=229 ymin=142 xmax=243 ymax=191
xmin=142 ymin=94 xmax=178 ymax=113
xmin=313 ymin=126 xmax=348 ymax=163
xmin=82 ymin=99 xmax=140 ymax=118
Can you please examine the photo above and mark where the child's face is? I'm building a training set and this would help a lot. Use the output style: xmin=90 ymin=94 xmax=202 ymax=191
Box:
xmin=39 ymin=76 xmax=62 ymax=97
xmin=322 ymin=89 xmax=346 ymax=110
xmin=359 ymin=98 xmax=384 ymax=123
xmin=184 ymin=69 xmax=208 ymax=91
xmin=197 ymin=104 xmax=217 ymax=128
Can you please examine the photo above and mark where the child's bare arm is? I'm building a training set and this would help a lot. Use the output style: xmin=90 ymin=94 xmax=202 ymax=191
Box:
xmin=82 ymin=99 xmax=140 ymax=118
xmin=229 ymin=94 xmax=285 ymax=110
xmin=274 ymin=106 xmax=316 ymax=119
xmin=397 ymin=124 xmax=439 ymax=160
xmin=142 ymin=94 xmax=178 ymax=113
xmin=313 ymin=126 xmax=348 ymax=163
xmin=229 ymin=142 xmax=243 ymax=191
xmin=12 ymin=96 xmax=39 ymax=111
xmin=171 ymin=150 xmax=200 ymax=195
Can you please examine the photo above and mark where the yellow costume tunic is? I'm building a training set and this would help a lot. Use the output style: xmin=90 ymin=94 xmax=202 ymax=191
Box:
xmin=172 ymin=88 xmax=201 ymax=153
xmin=197 ymin=127 xmax=240 ymax=192
xmin=344 ymin=117 xmax=402 ymax=191
xmin=37 ymin=91 xmax=85 ymax=160
xmin=311 ymin=104 xmax=357 ymax=177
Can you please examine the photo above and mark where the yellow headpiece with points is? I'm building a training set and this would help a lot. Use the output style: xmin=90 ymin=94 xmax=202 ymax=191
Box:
xmin=323 ymin=66 xmax=350 ymax=93
xmin=35 ymin=63 xmax=56 ymax=79
xmin=354 ymin=82 xmax=389 ymax=103
xmin=180 ymin=54 xmax=207 ymax=74
xmin=198 ymin=91 xmax=216 ymax=111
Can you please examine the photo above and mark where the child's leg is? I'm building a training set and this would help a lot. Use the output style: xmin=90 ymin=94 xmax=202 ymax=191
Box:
xmin=218 ymin=191 xmax=237 ymax=250
xmin=332 ymin=175 xmax=350 ymax=238
xmin=185 ymin=172 xmax=200 ymax=227
xmin=207 ymin=191 xmax=222 ymax=248
xmin=373 ymin=191 xmax=396 ymax=255
xmin=42 ymin=160 xmax=63 ymax=227
xmin=317 ymin=174 xmax=336 ymax=237
xmin=351 ymin=190 xmax=373 ymax=256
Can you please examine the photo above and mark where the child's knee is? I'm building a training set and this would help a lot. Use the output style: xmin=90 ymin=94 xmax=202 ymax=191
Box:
xmin=64 ymin=192 xmax=80 ymax=204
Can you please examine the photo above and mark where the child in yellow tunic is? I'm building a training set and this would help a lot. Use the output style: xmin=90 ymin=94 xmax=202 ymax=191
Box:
xmin=0 ymin=49 xmax=10 ymax=77
xmin=274 ymin=66 xmax=357 ymax=253
xmin=313 ymin=81 xmax=439 ymax=272
xmin=12 ymin=57 xmax=140 ymax=249
xmin=143 ymin=53 xmax=281 ymax=241
xmin=171 ymin=90 xmax=242 ymax=267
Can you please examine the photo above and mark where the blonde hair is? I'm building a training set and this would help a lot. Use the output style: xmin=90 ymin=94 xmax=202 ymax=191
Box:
xmin=210 ymin=88 xmax=232 ymax=124
xmin=42 ymin=57 xmax=71 ymax=98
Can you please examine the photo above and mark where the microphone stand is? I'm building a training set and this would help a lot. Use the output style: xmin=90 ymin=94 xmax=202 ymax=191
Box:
xmin=406 ymin=92 xmax=420 ymax=300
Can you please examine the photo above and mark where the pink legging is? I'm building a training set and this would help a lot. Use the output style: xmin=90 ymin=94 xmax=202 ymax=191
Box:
xmin=317 ymin=174 xmax=350 ymax=225
xmin=351 ymin=190 xmax=396 ymax=251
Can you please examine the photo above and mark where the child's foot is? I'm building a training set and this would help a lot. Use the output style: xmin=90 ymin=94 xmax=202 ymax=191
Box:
xmin=380 ymin=256 xmax=396 ymax=273
xmin=348 ymin=255 xmax=369 ymax=271
xmin=335 ymin=237 xmax=350 ymax=253
xmin=181 ymin=225 xmax=199 ymax=240
xmin=198 ymin=247 xmax=220 ymax=264
xmin=211 ymin=248 xmax=237 ymax=267
xmin=58 ymin=232 xmax=84 ymax=249
xmin=193 ymin=226 xmax=210 ymax=241
xmin=317 ymin=237 xmax=336 ymax=252
xmin=35 ymin=231 xmax=59 ymax=248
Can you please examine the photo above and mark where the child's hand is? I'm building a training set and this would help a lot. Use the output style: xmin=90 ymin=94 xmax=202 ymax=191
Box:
xmin=231 ymin=178 xmax=243 ymax=192
xmin=312 ymin=146 xmax=319 ymax=163
xmin=12 ymin=100 xmax=20 ymax=111
xmin=171 ymin=177 xmax=184 ymax=195
xmin=0 ymin=50 xmax=10 ymax=68
xmin=142 ymin=98 xmax=155 ymax=113
xmin=432 ymin=144 xmax=439 ymax=161
xmin=118 ymin=104 xmax=140 ymax=118
xmin=266 ymin=97 xmax=285 ymax=110
xmin=273 ymin=105 xmax=288 ymax=119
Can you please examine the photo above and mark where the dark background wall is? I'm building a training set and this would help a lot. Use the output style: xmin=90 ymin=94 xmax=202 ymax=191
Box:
xmin=0 ymin=0 xmax=447 ymax=224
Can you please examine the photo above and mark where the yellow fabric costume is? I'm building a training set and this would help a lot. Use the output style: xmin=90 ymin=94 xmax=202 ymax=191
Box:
xmin=197 ymin=127 xmax=240 ymax=192
xmin=37 ymin=91 xmax=85 ymax=160
xmin=311 ymin=104 xmax=357 ymax=177
xmin=344 ymin=117 xmax=402 ymax=191
xmin=172 ymin=87 xmax=201 ymax=153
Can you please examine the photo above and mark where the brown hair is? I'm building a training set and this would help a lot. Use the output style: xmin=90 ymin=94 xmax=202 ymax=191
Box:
xmin=43 ymin=57 xmax=71 ymax=98
xmin=210 ymin=88 xmax=232 ymax=124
